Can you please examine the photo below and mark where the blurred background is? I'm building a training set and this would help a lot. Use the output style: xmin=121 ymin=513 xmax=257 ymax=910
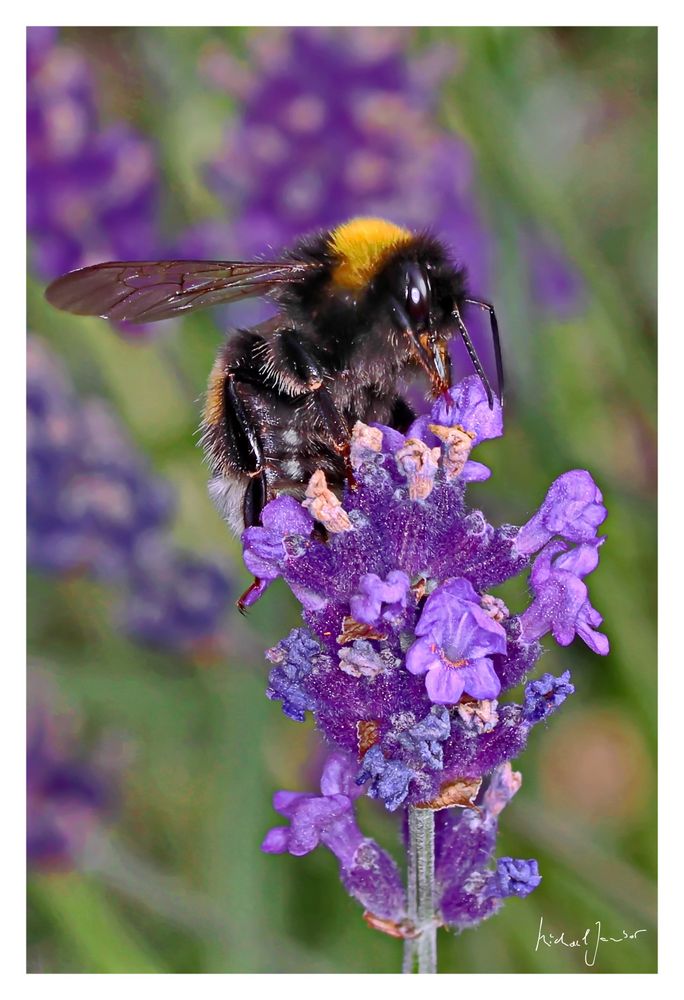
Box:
xmin=26 ymin=26 xmax=656 ymax=974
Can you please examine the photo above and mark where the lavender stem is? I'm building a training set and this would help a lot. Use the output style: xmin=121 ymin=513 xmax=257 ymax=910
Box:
xmin=404 ymin=806 xmax=437 ymax=974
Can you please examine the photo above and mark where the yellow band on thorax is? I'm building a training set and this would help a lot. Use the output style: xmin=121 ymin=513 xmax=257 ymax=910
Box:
xmin=330 ymin=217 xmax=413 ymax=291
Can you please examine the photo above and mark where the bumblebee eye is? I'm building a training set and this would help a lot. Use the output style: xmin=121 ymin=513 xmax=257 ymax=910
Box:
xmin=404 ymin=264 xmax=431 ymax=330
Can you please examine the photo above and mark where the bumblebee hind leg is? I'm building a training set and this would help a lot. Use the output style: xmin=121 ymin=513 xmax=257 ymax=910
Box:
xmin=204 ymin=367 xmax=272 ymax=611
xmin=242 ymin=470 xmax=268 ymax=528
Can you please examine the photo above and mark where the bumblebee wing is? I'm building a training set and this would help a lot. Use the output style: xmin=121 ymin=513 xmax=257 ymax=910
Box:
xmin=44 ymin=259 xmax=315 ymax=323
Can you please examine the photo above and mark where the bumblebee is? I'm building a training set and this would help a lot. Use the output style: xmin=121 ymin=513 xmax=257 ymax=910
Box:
xmin=46 ymin=216 xmax=503 ymax=546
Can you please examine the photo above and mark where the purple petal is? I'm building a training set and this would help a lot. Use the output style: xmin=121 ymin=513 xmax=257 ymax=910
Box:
xmin=261 ymin=495 xmax=314 ymax=536
xmin=261 ymin=826 xmax=290 ymax=853
xmin=350 ymin=569 xmax=410 ymax=625
xmin=460 ymin=657 xmax=501 ymax=700
xmin=576 ymin=603 xmax=610 ymax=655
xmin=425 ymin=663 xmax=466 ymax=704
xmin=405 ymin=637 xmax=440 ymax=676
xmin=461 ymin=460 xmax=492 ymax=482
xmin=320 ymin=751 xmax=364 ymax=799
xmin=554 ymin=538 xmax=604 ymax=578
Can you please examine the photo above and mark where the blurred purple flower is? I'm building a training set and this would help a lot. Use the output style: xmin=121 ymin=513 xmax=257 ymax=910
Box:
xmin=197 ymin=26 xmax=580 ymax=330
xmin=27 ymin=28 xmax=160 ymax=282
xmin=199 ymin=28 xmax=491 ymax=299
xmin=27 ymin=336 xmax=232 ymax=655
xmin=27 ymin=684 xmax=114 ymax=871
xmin=525 ymin=230 xmax=584 ymax=319
xmin=124 ymin=539 xmax=233 ymax=656
xmin=28 ymin=339 xmax=172 ymax=579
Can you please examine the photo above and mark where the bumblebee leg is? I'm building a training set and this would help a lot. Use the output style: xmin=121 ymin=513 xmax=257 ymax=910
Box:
xmin=222 ymin=373 xmax=271 ymax=611
xmin=242 ymin=470 xmax=268 ymax=527
xmin=275 ymin=331 xmax=356 ymax=488
xmin=309 ymin=385 xmax=357 ymax=490
xmin=275 ymin=328 xmax=326 ymax=393
xmin=464 ymin=298 xmax=504 ymax=404
xmin=224 ymin=373 xmax=264 ymax=476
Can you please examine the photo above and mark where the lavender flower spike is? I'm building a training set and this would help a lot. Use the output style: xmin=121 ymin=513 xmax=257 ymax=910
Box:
xmin=241 ymin=376 xmax=609 ymax=969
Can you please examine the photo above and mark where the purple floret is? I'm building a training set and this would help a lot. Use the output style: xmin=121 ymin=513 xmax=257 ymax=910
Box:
xmin=406 ymin=578 xmax=507 ymax=705
xmin=488 ymin=857 xmax=542 ymax=898
xmin=520 ymin=539 xmax=609 ymax=654
xmin=523 ymin=671 xmax=575 ymax=723
xmin=514 ymin=470 xmax=607 ymax=556
xmin=266 ymin=629 xmax=323 ymax=722
xmin=356 ymin=745 xmax=415 ymax=812
xmin=436 ymin=764 xmax=541 ymax=929
xmin=350 ymin=570 xmax=411 ymax=626
xmin=262 ymin=751 xmax=406 ymax=920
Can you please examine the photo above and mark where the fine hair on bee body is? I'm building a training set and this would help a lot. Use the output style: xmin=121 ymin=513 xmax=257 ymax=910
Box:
xmin=45 ymin=216 xmax=504 ymax=581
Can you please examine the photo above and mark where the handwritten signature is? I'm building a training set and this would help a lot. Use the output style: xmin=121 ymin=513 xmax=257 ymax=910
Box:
xmin=535 ymin=915 xmax=647 ymax=967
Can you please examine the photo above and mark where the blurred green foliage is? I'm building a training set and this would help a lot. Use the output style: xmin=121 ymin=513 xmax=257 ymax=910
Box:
xmin=27 ymin=26 xmax=656 ymax=973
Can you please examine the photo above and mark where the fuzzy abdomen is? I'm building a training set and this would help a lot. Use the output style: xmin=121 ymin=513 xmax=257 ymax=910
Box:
xmin=202 ymin=325 xmax=408 ymax=535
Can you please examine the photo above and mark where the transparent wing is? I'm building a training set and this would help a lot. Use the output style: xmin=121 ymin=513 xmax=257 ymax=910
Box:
xmin=44 ymin=259 xmax=315 ymax=323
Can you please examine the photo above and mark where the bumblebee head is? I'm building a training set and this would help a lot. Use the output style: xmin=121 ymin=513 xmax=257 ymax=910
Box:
xmin=322 ymin=219 xmax=462 ymax=392
xmin=291 ymin=217 xmax=501 ymax=406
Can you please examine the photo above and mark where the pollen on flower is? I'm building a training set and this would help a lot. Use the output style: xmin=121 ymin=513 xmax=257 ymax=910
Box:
xmin=429 ymin=423 xmax=476 ymax=479
xmin=442 ymin=655 xmax=468 ymax=670
xmin=350 ymin=421 xmax=384 ymax=468
xmin=457 ymin=697 xmax=500 ymax=733
xmin=395 ymin=438 xmax=440 ymax=500
xmin=302 ymin=469 xmax=353 ymax=532
xmin=480 ymin=594 xmax=509 ymax=623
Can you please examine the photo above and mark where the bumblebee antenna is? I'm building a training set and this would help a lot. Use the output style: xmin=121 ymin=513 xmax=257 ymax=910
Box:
xmin=453 ymin=306 xmax=494 ymax=409
xmin=464 ymin=298 xmax=504 ymax=404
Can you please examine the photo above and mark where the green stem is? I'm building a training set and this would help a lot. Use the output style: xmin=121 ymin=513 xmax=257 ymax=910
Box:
xmin=404 ymin=806 xmax=437 ymax=974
